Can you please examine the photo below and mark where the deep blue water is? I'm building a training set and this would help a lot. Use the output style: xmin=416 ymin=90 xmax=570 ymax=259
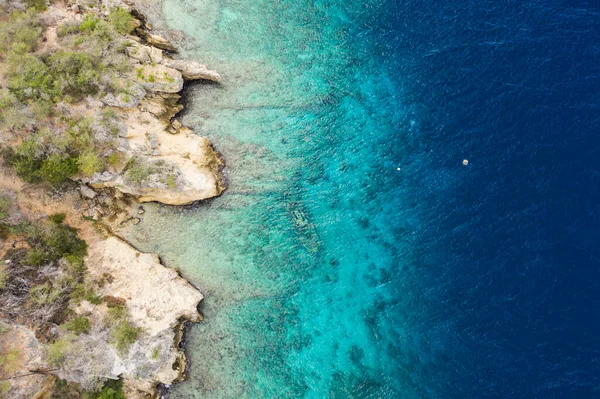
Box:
xmin=367 ymin=0 xmax=600 ymax=396
xmin=133 ymin=0 xmax=600 ymax=397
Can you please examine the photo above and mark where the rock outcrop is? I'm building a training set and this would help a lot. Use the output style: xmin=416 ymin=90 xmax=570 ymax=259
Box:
xmin=36 ymin=1 xmax=225 ymax=206
xmin=56 ymin=237 xmax=204 ymax=398
xmin=0 ymin=0 xmax=222 ymax=397
xmin=87 ymin=16 xmax=225 ymax=205
xmin=162 ymin=58 xmax=221 ymax=82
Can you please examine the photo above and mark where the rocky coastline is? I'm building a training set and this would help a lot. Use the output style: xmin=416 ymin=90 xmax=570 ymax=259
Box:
xmin=0 ymin=0 xmax=224 ymax=397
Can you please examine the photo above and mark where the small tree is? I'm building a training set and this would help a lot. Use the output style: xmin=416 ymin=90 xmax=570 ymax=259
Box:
xmin=107 ymin=8 xmax=135 ymax=35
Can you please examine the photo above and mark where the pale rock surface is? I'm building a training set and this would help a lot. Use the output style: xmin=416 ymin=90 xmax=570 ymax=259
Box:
xmin=136 ymin=30 xmax=178 ymax=52
xmin=90 ymin=97 xmax=223 ymax=205
xmin=0 ymin=323 xmax=52 ymax=399
xmin=133 ymin=64 xmax=184 ymax=93
xmin=162 ymin=58 xmax=221 ymax=82
xmin=88 ymin=237 xmax=203 ymax=332
xmin=55 ymin=237 xmax=203 ymax=396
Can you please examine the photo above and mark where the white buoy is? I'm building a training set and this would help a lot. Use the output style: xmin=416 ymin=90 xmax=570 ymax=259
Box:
xmin=462 ymin=159 xmax=469 ymax=166
xmin=396 ymin=167 xmax=401 ymax=171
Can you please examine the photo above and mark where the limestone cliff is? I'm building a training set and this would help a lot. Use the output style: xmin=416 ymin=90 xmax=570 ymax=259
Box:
xmin=0 ymin=166 xmax=206 ymax=398
xmin=0 ymin=1 xmax=224 ymax=397
xmin=43 ymin=0 xmax=225 ymax=206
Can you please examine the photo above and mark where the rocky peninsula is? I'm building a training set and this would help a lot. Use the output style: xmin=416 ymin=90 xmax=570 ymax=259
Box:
xmin=0 ymin=0 xmax=224 ymax=397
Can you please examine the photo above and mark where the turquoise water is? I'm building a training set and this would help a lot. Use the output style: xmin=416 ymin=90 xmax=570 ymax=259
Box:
xmin=125 ymin=0 xmax=425 ymax=397
xmin=124 ymin=0 xmax=600 ymax=397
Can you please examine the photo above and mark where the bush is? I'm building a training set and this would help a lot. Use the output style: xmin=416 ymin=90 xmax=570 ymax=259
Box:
xmin=47 ymin=336 xmax=71 ymax=366
xmin=7 ymin=50 xmax=103 ymax=101
xmin=0 ymin=10 xmax=43 ymax=55
xmin=3 ymin=141 xmax=43 ymax=183
xmin=78 ymin=151 xmax=104 ymax=177
xmin=6 ymin=53 xmax=52 ymax=100
xmin=21 ymin=219 xmax=87 ymax=265
xmin=0 ymin=194 xmax=11 ymax=221
xmin=65 ymin=317 xmax=91 ymax=335
xmin=0 ymin=380 xmax=10 ymax=395
xmin=79 ymin=15 xmax=100 ymax=33
xmin=111 ymin=321 xmax=141 ymax=354
xmin=24 ymin=248 xmax=48 ymax=266
xmin=0 ymin=89 xmax=32 ymax=130
xmin=47 ymin=51 xmax=102 ymax=98
xmin=4 ymin=141 xmax=79 ymax=186
xmin=107 ymin=153 xmax=120 ymax=166
xmin=0 ymin=264 xmax=7 ymax=290
xmin=29 ymin=281 xmax=65 ymax=306
xmin=38 ymin=154 xmax=79 ymax=185
xmin=23 ymin=0 xmax=47 ymax=11
xmin=84 ymin=379 xmax=126 ymax=399
xmin=0 ymin=348 xmax=20 ymax=374
xmin=104 ymin=305 xmax=141 ymax=354
xmin=124 ymin=158 xmax=156 ymax=186
xmin=162 ymin=173 xmax=177 ymax=189
xmin=41 ymin=222 xmax=87 ymax=261
xmin=108 ymin=8 xmax=135 ymax=35
xmin=49 ymin=213 xmax=66 ymax=224
xmin=57 ymin=23 xmax=80 ymax=37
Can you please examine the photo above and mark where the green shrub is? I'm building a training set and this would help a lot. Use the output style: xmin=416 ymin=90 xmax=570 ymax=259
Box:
xmin=47 ymin=51 xmax=102 ymax=98
xmin=84 ymin=379 xmax=126 ymax=399
xmin=7 ymin=49 xmax=103 ymax=101
xmin=162 ymin=173 xmax=177 ymax=189
xmin=41 ymin=223 xmax=87 ymax=261
xmin=57 ymin=23 xmax=80 ymax=37
xmin=111 ymin=321 xmax=141 ymax=354
xmin=0 ymin=10 xmax=43 ymax=55
xmin=46 ymin=336 xmax=71 ymax=366
xmin=0 ymin=194 xmax=11 ymax=221
xmin=107 ymin=153 xmax=120 ymax=166
xmin=6 ymin=53 xmax=52 ymax=100
xmin=37 ymin=154 xmax=79 ymax=185
xmin=29 ymin=282 xmax=65 ymax=306
xmin=0 ymin=348 xmax=20 ymax=374
xmin=65 ymin=317 xmax=91 ymax=335
xmin=0 ymin=90 xmax=31 ymax=130
xmin=78 ymin=151 xmax=104 ymax=177
xmin=23 ymin=248 xmax=48 ymax=266
xmin=3 ymin=143 xmax=79 ymax=186
xmin=108 ymin=8 xmax=135 ymax=35
xmin=104 ymin=305 xmax=141 ymax=354
xmin=105 ymin=304 xmax=125 ymax=323
xmin=79 ymin=15 xmax=100 ymax=33
xmin=0 ymin=264 xmax=7 ymax=290
xmin=86 ymin=292 xmax=103 ymax=305
xmin=23 ymin=0 xmax=47 ymax=11
xmin=0 ymin=380 xmax=10 ymax=395
xmin=3 ymin=141 xmax=43 ymax=183
xmin=125 ymin=158 xmax=156 ymax=186
xmin=49 ymin=213 xmax=66 ymax=224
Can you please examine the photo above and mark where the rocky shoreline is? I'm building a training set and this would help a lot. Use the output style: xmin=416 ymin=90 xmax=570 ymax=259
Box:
xmin=0 ymin=1 xmax=225 ymax=398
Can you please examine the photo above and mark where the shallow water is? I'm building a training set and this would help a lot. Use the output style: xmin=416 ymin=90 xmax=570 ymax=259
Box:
xmin=124 ymin=0 xmax=600 ymax=397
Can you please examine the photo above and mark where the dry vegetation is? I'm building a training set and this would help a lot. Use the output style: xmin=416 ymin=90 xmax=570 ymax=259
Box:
xmin=0 ymin=1 xmax=147 ymax=397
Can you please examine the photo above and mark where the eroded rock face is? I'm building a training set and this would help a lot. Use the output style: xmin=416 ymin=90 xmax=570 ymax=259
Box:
xmin=89 ymin=237 xmax=203 ymax=331
xmin=54 ymin=237 xmax=203 ymax=395
xmin=162 ymin=58 xmax=221 ymax=82
xmin=84 ymin=19 xmax=226 ymax=205
xmin=135 ymin=29 xmax=178 ymax=52
xmin=89 ymin=95 xmax=224 ymax=205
